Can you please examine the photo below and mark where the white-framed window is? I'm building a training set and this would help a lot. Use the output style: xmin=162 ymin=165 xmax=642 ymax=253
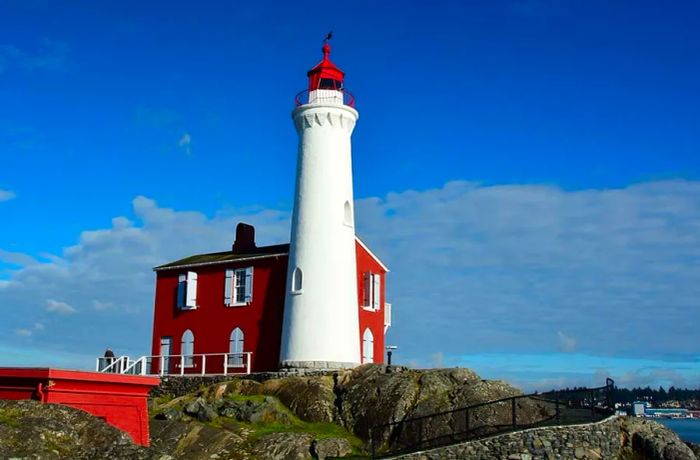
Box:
xmin=343 ymin=200 xmax=353 ymax=227
xmin=228 ymin=327 xmax=244 ymax=367
xmin=291 ymin=267 xmax=303 ymax=294
xmin=181 ymin=329 xmax=194 ymax=367
xmin=225 ymin=267 xmax=253 ymax=306
xmin=362 ymin=328 xmax=374 ymax=364
xmin=362 ymin=272 xmax=381 ymax=311
xmin=177 ymin=271 xmax=198 ymax=309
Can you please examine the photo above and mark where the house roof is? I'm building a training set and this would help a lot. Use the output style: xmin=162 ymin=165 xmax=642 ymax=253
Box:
xmin=153 ymin=244 xmax=290 ymax=271
xmin=154 ymin=237 xmax=389 ymax=272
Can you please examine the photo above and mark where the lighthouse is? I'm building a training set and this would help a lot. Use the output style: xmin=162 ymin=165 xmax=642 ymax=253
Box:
xmin=279 ymin=40 xmax=362 ymax=369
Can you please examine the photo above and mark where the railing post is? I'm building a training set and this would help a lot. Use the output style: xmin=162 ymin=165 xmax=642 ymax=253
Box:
xmin=511 ymin=397 xmax=517 ymax=428
xmin=223 ymin=354 xmax=228 ymax=376
xmin=180 ymin=355 xmax=185 ymax=376
xmin=95 ymin=358 xmax=100 ymax=372
xmin=160 ymin=356 xmax=165 ymax=376
xmin=201 ymin=354 xmax=206 ymax=376
xmin=246 ymin=353 xmax=251 ymax=374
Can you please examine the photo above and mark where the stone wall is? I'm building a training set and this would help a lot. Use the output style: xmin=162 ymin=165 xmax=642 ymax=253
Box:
xmin=150 ymin=370 xmax=337 ymax=398
xmin=395 ymin=416 xmax=623 ymax=460
xmin=395 ymin=416 xmax=700 ymax=460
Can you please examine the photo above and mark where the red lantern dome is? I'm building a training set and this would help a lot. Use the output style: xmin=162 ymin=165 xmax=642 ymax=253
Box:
xmin=307 ymin=42 xmax=345 ymax=92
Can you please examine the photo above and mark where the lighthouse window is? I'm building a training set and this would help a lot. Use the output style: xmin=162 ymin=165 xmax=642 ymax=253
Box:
xmin=292 ymin=267 xmax=303 ymax=293
xmin=318 ymin=78 xmax=342 ymax=90
xmin=362 ymin=328 xmax=374 ymax=364
xmin=181 ymin=329 xmax=194 ymax=368
xmin=228 ymin=327 xmax=244 ymax=367
xmin=343 ymin=201 xmax=352 ymax=227
xmin=225 ymin=267 xmax=254 ymax=306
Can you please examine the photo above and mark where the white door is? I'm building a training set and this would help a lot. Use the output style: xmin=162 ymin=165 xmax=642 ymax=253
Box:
xmin=160 ymin=337 xmax=171 ymax=375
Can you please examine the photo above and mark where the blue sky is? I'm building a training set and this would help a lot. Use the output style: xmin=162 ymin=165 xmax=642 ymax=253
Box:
xmin=1 ymin=1 xmax=699 ymax=390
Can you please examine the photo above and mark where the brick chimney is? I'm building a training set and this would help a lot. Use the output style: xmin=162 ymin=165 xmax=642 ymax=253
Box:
xmin=232 ymin=223 xmax=257 ymax=252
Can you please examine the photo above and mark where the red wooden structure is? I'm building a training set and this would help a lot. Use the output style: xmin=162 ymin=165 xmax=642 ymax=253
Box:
xmin=0 ymin=367 xmax=159 ymax=446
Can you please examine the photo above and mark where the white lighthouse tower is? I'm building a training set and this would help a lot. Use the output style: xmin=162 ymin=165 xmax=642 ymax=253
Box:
xmin=280 ymin=40 xmax=361 ymax=369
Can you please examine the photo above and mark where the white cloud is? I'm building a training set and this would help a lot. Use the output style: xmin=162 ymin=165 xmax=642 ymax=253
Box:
xmin=0 ymin=189 xmax=16 ymax=202
xmin=556 ymin=331 xmax=577 ymax=353
xmin=33 ymin=322 xmax=44 ymax=331
xmin=0 ymin=180 xmax=698 ymax=387
xmin=92 ymin=300 xmax=114 ymax=311
xmin=15 ymin=328 xmax=32 ymax=337
xmin=178 ymin=132 xmax=192 ymax=155
xmin=45 ymin=299 xmax=77 ymax=314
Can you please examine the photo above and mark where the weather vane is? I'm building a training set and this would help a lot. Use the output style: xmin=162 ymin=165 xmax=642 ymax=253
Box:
xmin=325 ymin=31 xmax=333 ymax=43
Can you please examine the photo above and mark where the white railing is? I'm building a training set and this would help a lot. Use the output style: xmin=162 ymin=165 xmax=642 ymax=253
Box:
xmin=95 ymin=352 xmax=253 ymax=376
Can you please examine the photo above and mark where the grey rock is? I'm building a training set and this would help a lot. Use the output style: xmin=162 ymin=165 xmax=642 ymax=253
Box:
xmin=251 ymin=432 xmax=314 ymax=459
xmin=184 ymin=397 xmax=217 ymax=422
xmin=312 ymin=437 xmax=352 ymax=459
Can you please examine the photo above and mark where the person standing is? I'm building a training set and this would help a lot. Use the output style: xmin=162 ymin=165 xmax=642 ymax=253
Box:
xmin=104 ymin=347 xmax=115 ymax=372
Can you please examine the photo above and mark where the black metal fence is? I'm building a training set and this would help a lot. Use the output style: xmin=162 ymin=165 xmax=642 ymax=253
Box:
xmin=369 ymin=378 xmax=615 ymax=458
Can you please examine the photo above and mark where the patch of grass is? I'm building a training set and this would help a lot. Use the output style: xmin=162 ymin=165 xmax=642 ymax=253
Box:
xmin=227 ymin=396 xmax=365 ymax=453
xmin=226 ymin=394 xmax=266 ymax=404
xmin=0 ymin=407 xmax=21 ymax=428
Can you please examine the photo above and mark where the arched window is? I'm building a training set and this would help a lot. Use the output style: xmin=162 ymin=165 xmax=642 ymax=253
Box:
xmin=181 ymin=329 xmax=194 ymax=367
xmin=228 ymin=327 xmax=244 ymax=367
xmin=292 ymin=267 xmax=303 ymax=293
xmin=362 ymin=328 xmax=374 ymax=364
xmin=343 ymin=200 xmax=352 ymax=226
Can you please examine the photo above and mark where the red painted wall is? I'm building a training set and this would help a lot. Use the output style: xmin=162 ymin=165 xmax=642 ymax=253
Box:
xmin=0 ymin=368 xmax=158 ymax=446
xmin=151 ymin=255 xmax=288 ymax=374
xmin=151 ymin=240 xmax=389 ymax=371
xmin=356 ymin=241 xmax=387 ymax=364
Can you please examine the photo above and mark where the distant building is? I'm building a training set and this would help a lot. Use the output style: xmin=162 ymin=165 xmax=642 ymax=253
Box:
xmin=644 ymin=408 xmax=690 ymax=418
xmin=633 ymin=401 xmax=648 ymax=416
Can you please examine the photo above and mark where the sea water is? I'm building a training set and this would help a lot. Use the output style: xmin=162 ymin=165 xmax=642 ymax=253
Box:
xmin=655 ymin=418 xmax=700 ymax=443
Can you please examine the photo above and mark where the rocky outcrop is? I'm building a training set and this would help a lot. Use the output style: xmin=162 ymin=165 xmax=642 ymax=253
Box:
xmin=620 ymin=418 xmax=698 ymax=460
xmin=153 ymin=364 xmax=548 ymax=454
xmin=0 ymin=399 xmax=153 ymax=460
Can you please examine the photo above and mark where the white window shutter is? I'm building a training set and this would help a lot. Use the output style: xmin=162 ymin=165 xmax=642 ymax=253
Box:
xmin=224 ymin=269 xmax=233 ymax=306
xmin=373 ymin=274 xmax=381 ymax=310
xmin=363 ymin=272 xmax=371 ymax=307
xmin=177 ymin=274 xmax=186 ymax=309
xmin=244 ymin=267 xmax=253 ymax=302
xmin=186 ymin=271 xmax=198 ymax=308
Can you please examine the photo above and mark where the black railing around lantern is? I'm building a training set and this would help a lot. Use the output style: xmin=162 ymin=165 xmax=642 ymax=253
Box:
xmin=369 ymin=378 xmax=615 ymax=458
xmin=295 ymin=88 xmax=355 ymax=108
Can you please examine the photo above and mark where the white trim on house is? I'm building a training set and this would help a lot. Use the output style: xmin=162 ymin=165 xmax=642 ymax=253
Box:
xmin=355 ymin=236 xmax=390 ymax=272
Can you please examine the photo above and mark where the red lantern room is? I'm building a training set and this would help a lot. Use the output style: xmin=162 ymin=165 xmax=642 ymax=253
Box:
xmin=296 ymin=36 xmax=354 ymax=108
xmin=307 ymin=42 xmax=345 ymax=91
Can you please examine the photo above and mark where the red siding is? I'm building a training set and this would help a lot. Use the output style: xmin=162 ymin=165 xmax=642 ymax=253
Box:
xmin=356 ymin=241 xmax=387 ymax=364
xmin=151 ymin=255 xmax=288 ymax=373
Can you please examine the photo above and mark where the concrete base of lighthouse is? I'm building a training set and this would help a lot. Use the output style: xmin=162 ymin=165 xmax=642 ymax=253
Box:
xmin=280 ymin=360 xmax=359 ymax=370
